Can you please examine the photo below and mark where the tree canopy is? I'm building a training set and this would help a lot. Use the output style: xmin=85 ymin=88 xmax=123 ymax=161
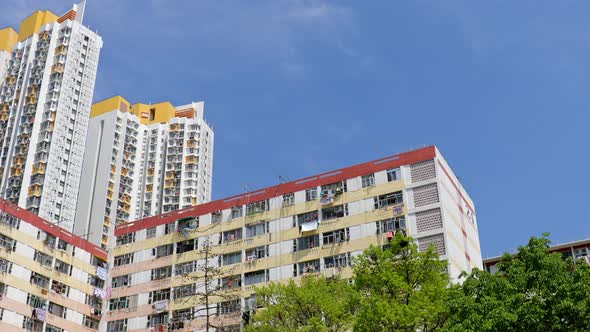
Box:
xmin=246 ymin=233 xmax=590 ymax=331
xmin=245 ymin=275 xmax=358 ymax=332
xmin=445 ymin=234 xmax=590 ymax=332
xmin=353 ymin=235 xmax=449 ymax=332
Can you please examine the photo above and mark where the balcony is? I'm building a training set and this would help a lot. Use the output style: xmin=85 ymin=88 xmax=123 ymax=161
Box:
xmin=51 ymin=63 xmax=64 ymax=74
xmin=32 ymin=162 xmax=46 ymax=175
xmin=54 ymin=45 xmax=66 ymax=56
xmin=28 ymin=184 xmax=42 ymax=197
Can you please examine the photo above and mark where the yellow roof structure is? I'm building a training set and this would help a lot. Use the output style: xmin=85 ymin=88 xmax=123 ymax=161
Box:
xmin=91 ymin=96 xmax=191 ymax=125
xmin=0 ymin=28 xmax=18 ymax=52
xmin=18 ymin=10 xmax=58 ymax=42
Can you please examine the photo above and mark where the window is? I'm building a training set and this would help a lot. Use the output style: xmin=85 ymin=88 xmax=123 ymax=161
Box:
xmin=282 ymin=193 xmax=294 ymax=206
xmin=147 ymin=312 xmax=168 ymax=327
xmin=222 ymin=228 xmax=242 ymax=242
xmin=88 ymin=274 xmax=104 ymax=288
xmin=323 ymin=228 xmax=349 ymax=245
xmin=246 ymin=200 xmax=268 ymax=215
xmin=33 ymin=250 xmax=53 ymax=267
xmin=324 ymin=253 xmax=352 ymax=268
xmin=221 ymin=275 xmax=242 ymax=289
xmin=146 ymin=227 xmax=156 ymax=239
xmin=48 ymin=302 xmax=66 ymax=318
xmin=305 ymin=187 xmax=319 ymax=201
xmin=23 ymin=317 xmax=44 ymax=332
xmin=114 ymin=253 xmax=134 ymax=267
xmin=83 ymin=315 xmax=100 ymax=329
xmin=387 ymin=168 xmax=400 ymax=182
xmin=321 ymin=181 xmax=346 ymax=194
xmin=164 ymin=222 xmax=175 ymax=234
xmin=219 ymin=299 xmax=241 ymax=314
xmin=176 ymin=239 xmax=197 ymax=254
xmin=231 ymin=206 xmax=243 ymax=219
xmin=45 ymin=324 xmax=64 ymax=332
xmin=246 ymin=222 xmax=267 ymax=238
xmin=174 ymin=284 xmax=196 ymax=299
xmin=148 ymin=288 xmax=170 ymax=303
xmin=296 ymin=210 xmax=319 ymax=226
xmin=112 ymin=274 xmax=131 ymax=288
xmin=116 ymin=233 xmax=135 ymax=246
xmin=298 ymin=259 xmax=320 ymax=275
xmin=222 ymin=251 xmax=242 ymax=266
xmin=109 ymin=296 xmax=129 ymax=310
xmin=295 ymin=235 xmax=320 ymax=251
xmin=376 ymin=217 xmax=406 ymax=234
xmin=51 ymin=280 xmax=68 ymax=295
xmin=0 ymin=234 xmax=15 ymax=251
xmin=321 ymin=204 xmax=347 ymax=220
xmin=107 ymin=319 xmax=128 ymax=332
xmin=151 ymin=266 xmax=172 ymax=280
xmin=149 ymin=108 xmax=156 ymax=121
xmin=172 ymin=308 xmax=194 ymax=323
xmin=361 ymin=174 xmax=375 ymax=188
xmin=244 ymin=270 xmax=267 ymax=285
xmin=27 ymin=294 xmax=46 ymax=309
xmin=175 ymin=260 xmax=197 ymax=276
xmin=245 ymin=245 xmax=268 ymax=260
xmin=54 ymin=259 xmax=71 ymax=274
xmin=30 ymin=272 xmax=49 ymax=288
xmin=374 ymin=191 xmax=403 ymax=209
xmin=211 ymin=211 xmax=222 ymax=223
xmin=153 ymin=244 xmax=174 ymax=258
xmin=86 ymin=294 xmax=103 ymax=309
xmin=0 ymin=259 xmax=10 ymax=273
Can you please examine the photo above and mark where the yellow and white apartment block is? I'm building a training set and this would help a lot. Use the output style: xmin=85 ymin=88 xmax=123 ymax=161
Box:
xmin=106 ymin=146 xmax=481 ymax=331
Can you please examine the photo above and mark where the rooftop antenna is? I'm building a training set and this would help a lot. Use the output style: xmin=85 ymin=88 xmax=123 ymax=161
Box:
xmin=278 ymin=175 xmax=290 ymax=183
xmin=241 ymin=184 xmax=253 ymax=193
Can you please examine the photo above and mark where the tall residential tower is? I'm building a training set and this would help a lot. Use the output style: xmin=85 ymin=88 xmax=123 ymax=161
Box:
xmin=0 ymin=1 xmax=102 ymax=232
xmin=74 ymin=96 xmax=214 ymax=248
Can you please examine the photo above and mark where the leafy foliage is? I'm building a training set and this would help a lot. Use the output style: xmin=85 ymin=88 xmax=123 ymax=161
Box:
xmin=445 ymin=234 xmax=590 ymax=332
xmin=247 ymin=233 xmax=590 ymax=332
xmin=246 ymin=276 xmax=358 ymax=332
xmin=353 ymin=235 xmax=449 ymax=332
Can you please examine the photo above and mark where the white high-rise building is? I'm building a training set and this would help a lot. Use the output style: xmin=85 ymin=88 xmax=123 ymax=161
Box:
xmin=0 ymin=1 xmax=102 ymax=232
xmin=74 ymin=96 xmax=214 ymax=248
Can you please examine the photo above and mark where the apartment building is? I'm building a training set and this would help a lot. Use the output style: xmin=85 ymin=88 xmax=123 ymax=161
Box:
xmin=0 ymin=1 xmax=103 ymax=232
xmin=106 ymin=146 xmax=481 ymax=331
xmin=484 ymin=238 xmax=590 ymax=274
xmin=74 ymin=96 xmax=214 ymax=248
xmin=0 ymin=197 xmax=109 ymax=332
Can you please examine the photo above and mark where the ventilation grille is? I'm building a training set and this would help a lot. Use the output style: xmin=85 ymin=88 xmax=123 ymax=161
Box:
xmin=413 ymin=183 xmax=439 ymax=207
xmin=417 ymin=233 xmax=446 ymax=255
xmin=416 ymin=208 xmax=443 ymax=233
xmin=410 ymin=160 xmax=436 ymax=183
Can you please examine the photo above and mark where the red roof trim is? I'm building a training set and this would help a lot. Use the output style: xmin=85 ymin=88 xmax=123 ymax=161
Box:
xmin=115 ymin=146 xmax=436 ymax=236
xmin=0 ymin=198 xmax=107 ymax=260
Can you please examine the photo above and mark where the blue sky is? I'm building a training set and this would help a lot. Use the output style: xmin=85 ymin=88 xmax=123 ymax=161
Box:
xmin=2 ymin=1 xmax=589 ymax=258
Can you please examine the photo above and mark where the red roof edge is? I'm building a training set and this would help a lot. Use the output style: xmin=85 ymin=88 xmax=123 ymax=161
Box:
xmin=115 ymin=146 xmax=436 ymax=236
xmin=0 ymin=198 xmax=107 ymax=260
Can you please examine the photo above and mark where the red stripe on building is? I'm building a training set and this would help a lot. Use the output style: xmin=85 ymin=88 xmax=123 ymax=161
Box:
xmin=0 ymin=198 xmax=107 ymax=260
xmin=115 ymin=146 xmax=437 ymax=236
xmin=437 ymin=160 xmax=475 ymax=215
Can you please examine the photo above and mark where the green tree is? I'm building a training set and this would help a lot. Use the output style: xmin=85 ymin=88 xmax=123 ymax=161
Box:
xmin=246 ymin=276 xmax=358 ymax=332
xmin=446 ymin=234 xmax=590 ymax=332
xmin=353 ymin=234 xmax=449 ymax=332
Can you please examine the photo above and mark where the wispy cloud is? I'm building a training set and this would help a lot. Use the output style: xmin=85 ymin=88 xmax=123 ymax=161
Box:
xmin=85 ymin=0 xmax=358 ymax=78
